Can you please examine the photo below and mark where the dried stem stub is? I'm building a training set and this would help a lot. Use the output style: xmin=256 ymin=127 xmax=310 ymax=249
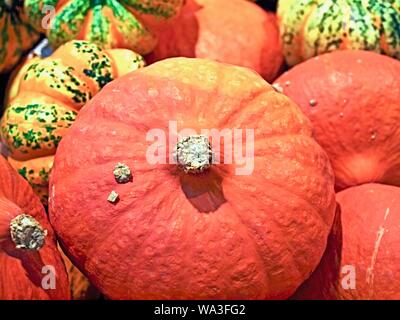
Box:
xmin=113 ymin=163 xmax=132 ymax=184
xmin=175 ymin=135 xmax=213 ymax=174
xmin=9 ymin=214 xmax=47 ymax=250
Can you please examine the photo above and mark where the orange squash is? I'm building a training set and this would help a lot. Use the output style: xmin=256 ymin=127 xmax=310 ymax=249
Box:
xmin=49 ymin=57 xmax=336 ymax=299
xmin=144 ymin=0 xmax=284 ymax=82
xmin=1 ymin=40 xmax=144 ymax=204
xmin=274 ymin=50 xmax=400 ymax=191
xmin=0 ymin=155 xmax=70 ymax=299
xmin=293 ymin=183 xmax=400 ymax=300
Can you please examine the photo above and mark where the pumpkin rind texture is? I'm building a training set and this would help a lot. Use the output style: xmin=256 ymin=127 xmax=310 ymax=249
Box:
xmin=0 ymin=155 xmax=70 ymax=300
xmin=294 ymin=183 xmax=400 ymax=300
xmin=24 ymin=0 xmax=184 ymax=55
xmin=278 ymin=0 xmax=400 ymax=66
xmin=0 ymin=0 xmax=39 ymax=73
xmin=144 ymin=0 xmax=284 ymax=82
xmin=49 ymin=57 xmax=336 ymax=299
xmin=1 ymin=40 xmax=145 ymax=204
xmin=274 ymin=50 xmax=400 ymax=191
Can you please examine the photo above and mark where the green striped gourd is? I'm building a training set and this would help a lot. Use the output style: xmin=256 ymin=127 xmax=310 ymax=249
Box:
xmin=0 ymin=0 xmax=39 ymax=73
xmin=0 ymin=40 xmax=144 ymax=204
xmin=278 ymin=0 xmax=400 ymax=66
xmin=24 ymin=0 xmax=184 ymax=55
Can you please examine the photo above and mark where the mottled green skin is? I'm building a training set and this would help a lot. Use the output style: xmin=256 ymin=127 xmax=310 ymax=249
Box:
xmin=278 ymin=0 xmax=400 ymax=66
xmin=25 ymin=61 xmax=93 ymax=105
xmin=0 ymin=40 xmax=144 ymax=203
xmin=18 ymin=166 xmax=49 ymax=185
xmin=67 ymin=41 xmax=114 ymax=89
xmin=1 ymin=103 xmax=77 ymax=156
xmin=24 ymin=0 xmax=183 ymax=54
xmin=0 ymin=0 xmax=39 ymax=73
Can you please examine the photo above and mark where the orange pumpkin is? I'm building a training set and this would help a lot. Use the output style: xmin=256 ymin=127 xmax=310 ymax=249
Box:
xmin=0 ymin=155 xmax=70 ymax=300
xmin=274 ymin=50 xmax=400 ymax=191
xmin=144 ymin=0 xmax=284 ymax=82
xmin=49 ymin=57 xmax=336 ymax=299
xmin=1 ymin=40 xmax=144 ymax=204
xmin=293 ymin=183 xmax=400 ymax=300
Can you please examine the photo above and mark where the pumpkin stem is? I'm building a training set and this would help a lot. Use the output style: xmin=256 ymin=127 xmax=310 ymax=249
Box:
xmin=175 ymin=135 xmax=213 ymax=174
xmin=9 ymin=214 xmax=47 ymax=250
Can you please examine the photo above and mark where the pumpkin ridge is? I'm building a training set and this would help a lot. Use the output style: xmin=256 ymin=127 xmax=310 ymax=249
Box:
xmin=226 ymin=171 xmax=333 ymax=229
xmin=226 ymin=185 xmax=316 ymax=296
xmin=225 ymin=202 xmax=272 ymax=294
xmin=76 ymin=101 xmax=155 ymax=133
xmin=216 ymin=87 xmax=272 ymax=128
xmin=77 ymin=175 xmax=182 ymax=289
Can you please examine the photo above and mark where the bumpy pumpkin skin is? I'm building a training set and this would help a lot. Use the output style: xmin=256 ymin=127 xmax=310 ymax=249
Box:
xmin=144 ymin=0 xmax=284 ymax=82
xmin=278 ymin=0 xmax=400 ymax=66
xmin=49 ymin=58 xmax=336 ymax=299
xmin=1 ymin=40 xmax=145 ymax=204
xmin=0 ymin=0 xmax=39 ymax=73
xmin=24 ymin=0 xmax=184 ymax=55
xmin=293 ymin=183 xmax=400 ymax=300
xmin=0 ymin=155 xmax=70 ymax=300
xmin=274 ymin=50 xmax=400 ymax=191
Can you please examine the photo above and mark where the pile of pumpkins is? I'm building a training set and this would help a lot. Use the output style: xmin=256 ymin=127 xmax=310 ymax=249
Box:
xmin=0 ymin=0 xmax=400 ymax=300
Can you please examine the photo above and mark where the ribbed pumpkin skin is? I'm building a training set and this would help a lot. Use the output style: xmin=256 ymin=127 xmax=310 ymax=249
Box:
xmin=49 ymin=58 xmax=336 ymax=299
xmin=274 ymin=50 xmax=400 ymax=191
xmin=144 ymin=0 xmax=284 ymax=82
xmin=278 ymin=0 xmax=400 ymax=66
xmin=0 ymin=0 xmax=39 ymax=73
xmin=1 ymin=40 xmax=144 ymax=204
xmin=0 ymin=155 xmax=70 ymax=300
xmin=293 ymin=183 xmax=400 ymax=300
xmin=24 ymin=0 xmax=183 ymax=55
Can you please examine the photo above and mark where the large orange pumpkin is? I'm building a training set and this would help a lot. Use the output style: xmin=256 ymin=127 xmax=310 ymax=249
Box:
xmin=274 ymin=50 xmax=400 ymax=191
xmin=1 ymin=40 xmax=144 ymax=204
xmin=49 ymin=58 xmax=336 ymax=299
xmin=293 ymin=183 xmax=400 ymax=300
xmin=144 ymin=0 xmax=284 ymax=82
xmin=0 ymin=155 xmax=70 ymax=300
